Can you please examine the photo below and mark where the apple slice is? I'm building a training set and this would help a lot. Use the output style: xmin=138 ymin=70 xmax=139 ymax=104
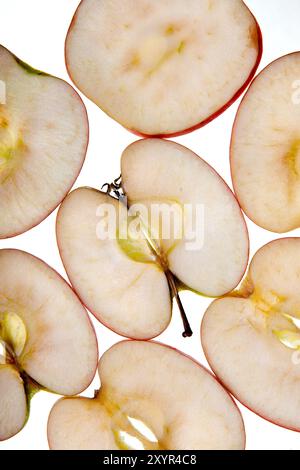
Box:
xmin=65 ymin=0 xmax=262 ymax=137
xmin=48 ymin=341 xmax=245 ymax=450
xmin=0 ymin=45 xmax=88 ymax=239
xmin=202 ymin=238 xmax=300 ymax=431
xmin=0 ymin=365 xmax=27 ymax=442
xmin=57 ymin=188 xmax=171 ymax=340
xmin=0 ymin=249 xmax=98 ymax=441
xmin=231 ymin=53 xmax=300 ymax=233
xmin=56 ymin=139 xmax=249 ymax=339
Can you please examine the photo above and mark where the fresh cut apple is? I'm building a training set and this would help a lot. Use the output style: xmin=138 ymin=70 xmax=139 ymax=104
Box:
xmin=0 ymin=45 xmax=88 ymax=239
xmin=202 ymin=238 xmax=300 ymax=431
xmin=56 ymin=138 xmax=249 ymax=339
xmin=48 ymin=340 xmax=245 ymax=450
xmin=231 ymin=53 xmax=300 ymax=233
xmin=65 ymin=0 xmax=262 ymax=137
xmin=0 ymin=249 xmax=98 ymax=441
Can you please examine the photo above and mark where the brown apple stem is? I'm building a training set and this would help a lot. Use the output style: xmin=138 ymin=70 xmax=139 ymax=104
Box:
xmin=165 ymin=270 xmax=193 ymax=338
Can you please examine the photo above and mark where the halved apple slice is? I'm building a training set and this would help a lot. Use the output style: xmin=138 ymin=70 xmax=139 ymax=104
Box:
xmin=48 ymin=341 xmax=245 ymax=450
xmin=56 ymin=139 xmax=249 ymax=339
xmin=231 ymin=53 xmax=300 ymax=233
xmin=0 ymin=249 xmax=98 ymax=441
xmin=202 ymin=238 xmax=300 ymax=431
xmin=0 ymin=45 xmax=88 ymax=239
xmin=57 ymin=188 xmax=171 ymax=340
xmin=0 ymin=365 xmax=27 ymax=442
xmin=65 ymin=0 xmax=262 ymax=137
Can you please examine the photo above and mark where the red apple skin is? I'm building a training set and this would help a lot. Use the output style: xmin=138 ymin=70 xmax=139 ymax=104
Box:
xmin=230 ymin=52 xmax=300 ymax=232
xmin=0 ymin=51 xmax=89 ymax=240
xmin=201 ymin=238 xmax=300 ymax=433
xmin=56 ymin=139 xmax=250 ymax=341
xmin=3 ymin=248 xmax=99 ymax=394
xmin=47 ymin=339 xmax=246 ymax=450
xmin=65 ymin=1 xmax=263 ymax=139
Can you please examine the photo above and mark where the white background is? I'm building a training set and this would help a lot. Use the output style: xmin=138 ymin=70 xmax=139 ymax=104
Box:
xmin=0 ymin=0 xmax=300 ymax=451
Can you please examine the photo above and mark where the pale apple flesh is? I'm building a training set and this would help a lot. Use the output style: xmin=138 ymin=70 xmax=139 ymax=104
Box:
xmin=0 ymin=249 xmax=98 ymax=441
xmin=56 ymin=188 xmax=171 ymax=339
xmin=0 ymin=365 xmax=27 ymax=441
xmin=202 ymin=238 xmax=300 ymax=431
xmin=48 ymin=341 xmax=245 ymax=450
xmin=0 ymin=45 xmax=88 ymax=239
xmin=122 ymin=139 xmax=249 ymax=297
xmin=65 ymin=0 xmax=262 ymax=137
xmin=56 ymin=139 xmax=248 ymax=339
xmin=231 ymin=53 xmax=300 ymax=233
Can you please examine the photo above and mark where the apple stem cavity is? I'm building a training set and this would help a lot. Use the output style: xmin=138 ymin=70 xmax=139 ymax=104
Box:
xmin=102 ymin=175 xmax=193 ymax=338
xmin=21 ymin=372 xmax=41 ymax=403
xmin=2 ymin=341 xmax=16 ymax=364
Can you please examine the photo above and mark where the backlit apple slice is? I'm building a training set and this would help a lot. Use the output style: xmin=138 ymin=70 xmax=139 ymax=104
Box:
xmin=0 ymin=45 xmax=88 ymax=239
xmin=231 ymin=53 xmax=300 ymax=233
xmin=0 ymin=249 xmax=98 ymax=441
xmin=56 ymin=188 xmax=171 ymax=340
xmin=56 ymin=139 xmax=249 ymax=339
xmin=65 ymin=0 xmax=262 ymax=137
xmin=48 ymin=341 xmax=245 ymax=450
xmin=0 ymin=365 xmax=27 ymax=441
xmin=202 ymin=238 xmax=300 ymax=431
xmin=122 ymin=139 xmax=249 ymax=296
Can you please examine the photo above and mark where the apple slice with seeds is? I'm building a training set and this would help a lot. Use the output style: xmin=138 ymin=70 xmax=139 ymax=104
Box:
xmin=48 ymin=341 xmax=245 ymax=450
xmin=231 ymin=53 xmax=300 ymax=233
xmin=65 ymin=0 xmax=262 ymax=137
xmin=0 ymin=249 xmax=98 ymax=441
xmin=202 ymin=238 xmax=300 ymax=431
xmin=56 ymin=139 xmax=249 ymax=339
xmin=0 ymin=45 xmax=88 ymax=239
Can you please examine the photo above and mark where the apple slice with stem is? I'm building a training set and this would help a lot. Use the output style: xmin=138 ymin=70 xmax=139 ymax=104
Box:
xmin=231 ymin=53 xmax=300 ymax=233
xmin=65 ymin=0 xmax=262 ymax=137
xmin=0 ymin=45 xmax=88 ymax=239
xmin=0 ymin=249 xmax=98 ymax=441
xmin=56 ymin=139 xmax=249 ymax=339
xmin=202 ymin=238 xmax=300 ymax=431
xmin=48 ymin=340 xmax=245 ymax=450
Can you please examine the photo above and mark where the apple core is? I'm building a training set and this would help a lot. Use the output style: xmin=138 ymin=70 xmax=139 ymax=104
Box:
xmin=0 ymin=311 xmax=27 ymax=360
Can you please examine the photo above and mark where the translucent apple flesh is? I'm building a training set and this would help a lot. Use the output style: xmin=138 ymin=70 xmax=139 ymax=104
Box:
xmin=202 ymin=238 xmax=300 ymax=431
xmin=0 ymin=45 xmax=88 ymax=239
xmin=56 ymin=139 xmax=249 ymax=339
xmin=65 ymin=0 xmax=262 ymax=137
xmin=0 ymin=249 xmax=98 ymax=441
xmin=231 ymin=53 xmax=300 ymax=233
xmin=48 ymin=341 xmax=245 ymax=450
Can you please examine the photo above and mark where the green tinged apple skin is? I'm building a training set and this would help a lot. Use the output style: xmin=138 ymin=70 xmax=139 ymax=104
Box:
xmin=0 ymin=46 xmax=89 ymax=240
xmin=14 ymin=57 xmax=48 ymax=76
xmin=201 ymin=237 xmax=300 ymax=433
xmin=47 ymin=339 xmax=246 ymax=450
xmin=64 ymin=2 xmax=263 ymax=139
